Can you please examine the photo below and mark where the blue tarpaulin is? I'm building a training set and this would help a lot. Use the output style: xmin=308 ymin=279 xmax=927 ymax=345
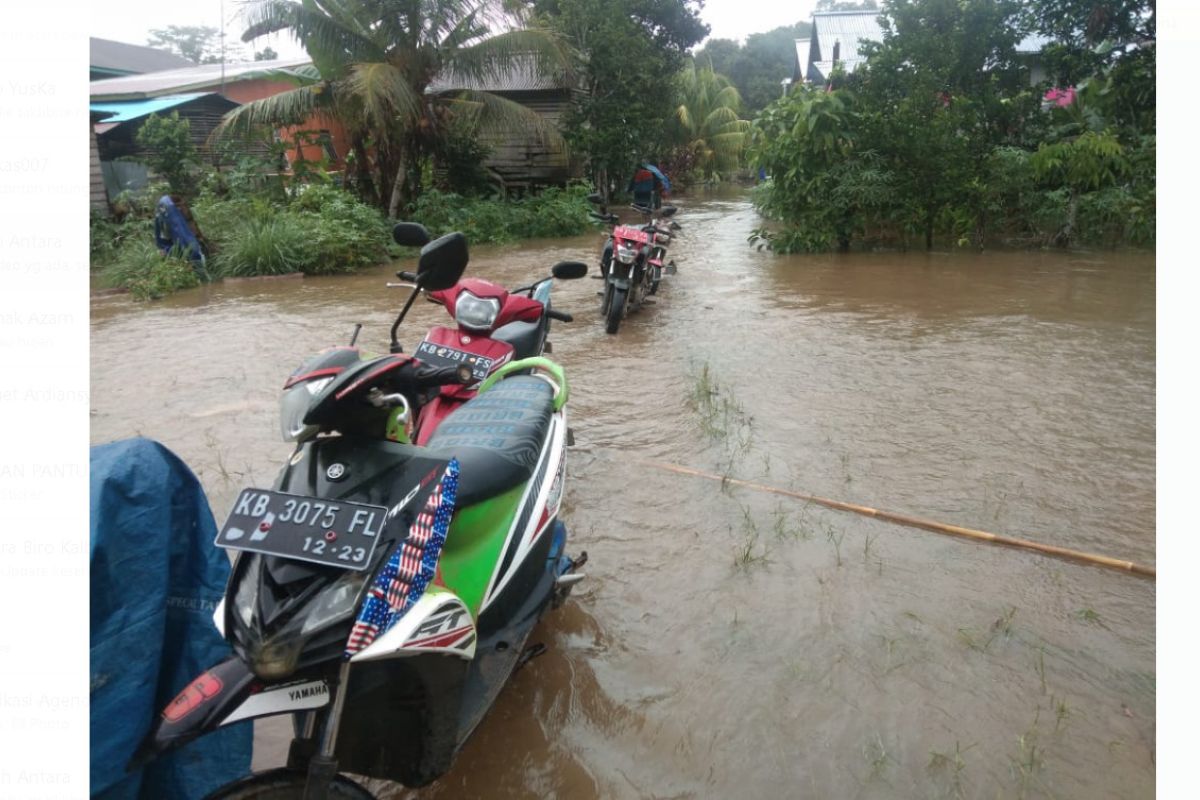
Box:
xmin=90 ymin=438 xmax=251 ymax=799
xmin=153 ymin=195 xmax=207 ymax=270
xmin=89 ymin=93 xmax=214 ymax=124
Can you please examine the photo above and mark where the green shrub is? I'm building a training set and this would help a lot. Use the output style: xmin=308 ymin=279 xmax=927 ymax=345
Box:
xmin=289 ymin=185 xmax=391 ymax=273
xmin=214 ymin=212 xmax=314 ymax=277
xmin=102 ymin=239 xmax=201 ymax=301
xmin=407 ymin=184 xmax=591 ymax=245
xmin=135 ymin=112 xmax=200 ymax=197
xmin=90 ymin=215 xmax=150 ymax=267
xmin=196 ymin=185 xmax=392 ymax=278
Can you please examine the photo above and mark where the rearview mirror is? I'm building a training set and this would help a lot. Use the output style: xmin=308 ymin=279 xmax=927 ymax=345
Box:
xmin=660 ymin=206 xmax=677 ymax=218
xmin=417 ymin=232 xmax=468 ymax=291
xmin=393 ymin=222 xmax=431 ymax=247
xmin=551 ymin=261 xmax=588 ymax=280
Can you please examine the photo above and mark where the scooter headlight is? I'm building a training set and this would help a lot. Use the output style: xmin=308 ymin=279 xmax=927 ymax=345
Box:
xmin=280 ymin=377 xmax=332 ymax=442
xmin=300 ymin=568 xmax=371 ymax=635
xmin=454 ymin=291 xmax=501 ymax=331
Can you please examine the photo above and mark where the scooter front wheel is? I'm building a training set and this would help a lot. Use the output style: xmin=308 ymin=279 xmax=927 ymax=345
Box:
xmin=202 ymin=768 xmax=376 ymax=800
xmin=605 ymin=287 xmax=627 ymax=335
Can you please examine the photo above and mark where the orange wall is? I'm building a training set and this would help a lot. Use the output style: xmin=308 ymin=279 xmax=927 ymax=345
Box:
xmin=209 ymin=78 xmax=354 ymax=171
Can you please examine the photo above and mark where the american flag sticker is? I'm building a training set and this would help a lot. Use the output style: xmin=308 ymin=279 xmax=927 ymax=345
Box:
xmin=343 ymin=459 xmax=459 ymax=657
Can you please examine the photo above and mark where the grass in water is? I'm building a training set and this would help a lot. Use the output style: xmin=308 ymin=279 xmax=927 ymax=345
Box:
xmin=687 ymin=360 xmax=755 ymax=470
xmin=928 ymin=740 xmax=976 ymax=799
xmin=732 ymin=509 xmax=770 ymax=569
xmin=957 ymin=606 xmax=1018 ymax=652
xmin=825 ymin=523 xmax=845 ymax=567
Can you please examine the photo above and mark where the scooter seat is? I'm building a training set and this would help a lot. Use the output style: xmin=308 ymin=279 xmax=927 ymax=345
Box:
xmin=425 ymin=376 xmax=555 ymax=507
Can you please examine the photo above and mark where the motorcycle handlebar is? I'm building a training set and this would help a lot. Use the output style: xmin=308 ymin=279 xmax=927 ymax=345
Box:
xmin=412 ymin=363 xmax=474 ymax=388
xmin=546 ymin=309 xmax=573 ymax=323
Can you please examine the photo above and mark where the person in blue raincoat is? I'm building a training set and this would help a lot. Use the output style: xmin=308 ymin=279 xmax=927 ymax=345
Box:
xmin=154 ymin=195 xmax=209 ymax=278
xmin=627 ymin=161 xmax=672 ymax=210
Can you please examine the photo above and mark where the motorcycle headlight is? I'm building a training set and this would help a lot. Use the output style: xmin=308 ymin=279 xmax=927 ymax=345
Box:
xmin=300 ymin=568 xmax=371 ymax=635
xmin=616 ymin=243 xmax=637 ymax=264
xmin=280 ymin=377 xmax=332 ymax=442
xmin=454 ymin=291 xmax=501 ymax=331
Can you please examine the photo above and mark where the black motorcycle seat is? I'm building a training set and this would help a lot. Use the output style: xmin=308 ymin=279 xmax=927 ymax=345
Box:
xmin=426 ymin=376 xmax=555 ymax=507
xmin=492 ymin=318 xmax=545 ymax=362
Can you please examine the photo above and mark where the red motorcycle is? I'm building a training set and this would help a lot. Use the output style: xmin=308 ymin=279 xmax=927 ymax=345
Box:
xmin=587 ymin=194 xmax=680 ymax=335
xmin=388 ymin=223 xmax=588 ymax=443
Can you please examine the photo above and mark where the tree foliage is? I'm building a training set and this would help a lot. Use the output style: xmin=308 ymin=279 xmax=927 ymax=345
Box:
xmin=749 ymin=0 xmax=1155 ymax=251
xmin=223 ymin=0 xmax=570 ymax=214
xmin=695 ymin=21 xmax=813 ymax=115
xmin=135 ymin=112 xmax=200 ymax=197
xmin=672 ymin=59 xmax=750 ymax=180
xmin=528 ymin=0 xmax=708 ymax=197
xmin=147 ymin=25 xmax=228 ymax=64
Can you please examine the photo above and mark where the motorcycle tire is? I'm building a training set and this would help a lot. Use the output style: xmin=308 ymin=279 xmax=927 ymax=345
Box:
xmin=202 ymin=768 xmax=377 ymax=800
xmin=649 ymin=280 xmax=660 ymax=296
xmin=600 ymin=281 xmax=613 ymax=316
xmin=605 ymin=287 xmax=627 ymax=335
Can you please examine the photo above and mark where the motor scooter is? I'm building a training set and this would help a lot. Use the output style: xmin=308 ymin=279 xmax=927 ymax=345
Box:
xmin=131 ymin=225 xmax=589 ymax=798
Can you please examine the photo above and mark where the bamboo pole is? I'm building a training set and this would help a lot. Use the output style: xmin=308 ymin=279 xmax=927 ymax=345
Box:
xmin=638 ymin=460 xmax=1156 ymax=580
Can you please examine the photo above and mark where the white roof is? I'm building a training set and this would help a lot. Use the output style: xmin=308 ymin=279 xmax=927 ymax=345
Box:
xmin=89 ymin=58 xmax=312 ymax=100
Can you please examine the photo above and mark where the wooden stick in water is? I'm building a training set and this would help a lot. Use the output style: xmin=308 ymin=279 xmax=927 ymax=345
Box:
xmin=639 ymin=460 xmax=1156 ymax=580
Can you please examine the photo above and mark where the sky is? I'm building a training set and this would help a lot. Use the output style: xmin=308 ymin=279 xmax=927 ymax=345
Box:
xmin=90 ymin=0 xmax=821 ymax=63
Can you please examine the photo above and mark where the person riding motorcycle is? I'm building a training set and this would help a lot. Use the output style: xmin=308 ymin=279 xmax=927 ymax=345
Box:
xmin=627 ymin=161 xmax=672 ymax=210
xmin=598 ymin=162 xmax=673 ymax=280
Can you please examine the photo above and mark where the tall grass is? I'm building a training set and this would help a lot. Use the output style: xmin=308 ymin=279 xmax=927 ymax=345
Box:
xmin=100 ymin=239 xmax=200 ymax=301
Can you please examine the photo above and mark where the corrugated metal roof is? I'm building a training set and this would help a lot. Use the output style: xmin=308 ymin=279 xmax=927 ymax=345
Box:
xmin=90 ymin=37 xmax=193 ymax=75
xmin=794 ymin=39 xmax=811 ymax=80
xmin=89 ymin=93 xmax=235 ymax=123
xmin=1016 ymin=33 xmax=1052 ymax=53
xmin=89 ymin=58 xmax=312 ymax=100
xmin=811 ymin=10 xmax=884 ymax=73
xmin=805 ymin=11 xmax=1051 ymax=82
xmin=428 ymin=56 xmax=573 ymax=94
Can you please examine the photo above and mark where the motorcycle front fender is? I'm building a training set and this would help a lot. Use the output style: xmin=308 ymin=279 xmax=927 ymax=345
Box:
xmin=127 ymin=654 xmax=256 ymax=770
xmin=608 ymin=272 xmax=631 ymax=291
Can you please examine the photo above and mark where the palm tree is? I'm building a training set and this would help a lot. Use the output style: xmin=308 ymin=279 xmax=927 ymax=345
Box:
xmin=220 ymin=0 xmax=570 ymax=215
xmin=673 ymin=59 xmax=751 ymax=180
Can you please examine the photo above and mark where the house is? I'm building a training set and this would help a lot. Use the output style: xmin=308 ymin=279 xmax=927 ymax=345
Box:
xmin=90 ymin=37 xmax=193 ymax=81
xmin=429 ymin=57 xmax=582 ymax=194
xmin=794 ymin=11 xmax=884 ymax=85
xmin=792 ymin=10 xmax=1051 ymax=88
xmin=89 ymin=93 xmax=242 ymax=200
xmin=90 ymin=58 xmax=350 ymax=206
xmin=90 ymin=58 xmax=349 ymax=172
xmin=90 ymin=110 xmax=114 ymax=216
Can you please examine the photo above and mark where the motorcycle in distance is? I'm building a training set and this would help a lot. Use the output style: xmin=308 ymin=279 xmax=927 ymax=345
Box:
xmin=586 ymin=192 xmax=681 ymax=335
xmin=130 ymin=225 xmax=590 ymax=799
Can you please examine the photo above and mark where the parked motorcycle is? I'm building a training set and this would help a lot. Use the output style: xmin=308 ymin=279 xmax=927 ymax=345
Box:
xmin=393 ymin=232 xmax=587 ymax=445
xmin=587 ymin=193 xmax=680 ymax=334
xmin=130 ymin=225 xmax=589 ymax=798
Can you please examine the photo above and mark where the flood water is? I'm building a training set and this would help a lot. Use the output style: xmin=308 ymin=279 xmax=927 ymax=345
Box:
xmin=91 ymin=190 xmax=1155 ymax=799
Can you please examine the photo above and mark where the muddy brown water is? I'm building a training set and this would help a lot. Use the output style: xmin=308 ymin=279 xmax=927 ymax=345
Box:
xmin=91 ymin=190 xmax=1155 ymax=799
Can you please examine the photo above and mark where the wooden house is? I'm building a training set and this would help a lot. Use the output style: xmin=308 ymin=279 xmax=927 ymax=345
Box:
xmin=90 ymin=110 xmax=114 ymax=216
xmin=429 ymin=58 xmax=582 ymax=194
